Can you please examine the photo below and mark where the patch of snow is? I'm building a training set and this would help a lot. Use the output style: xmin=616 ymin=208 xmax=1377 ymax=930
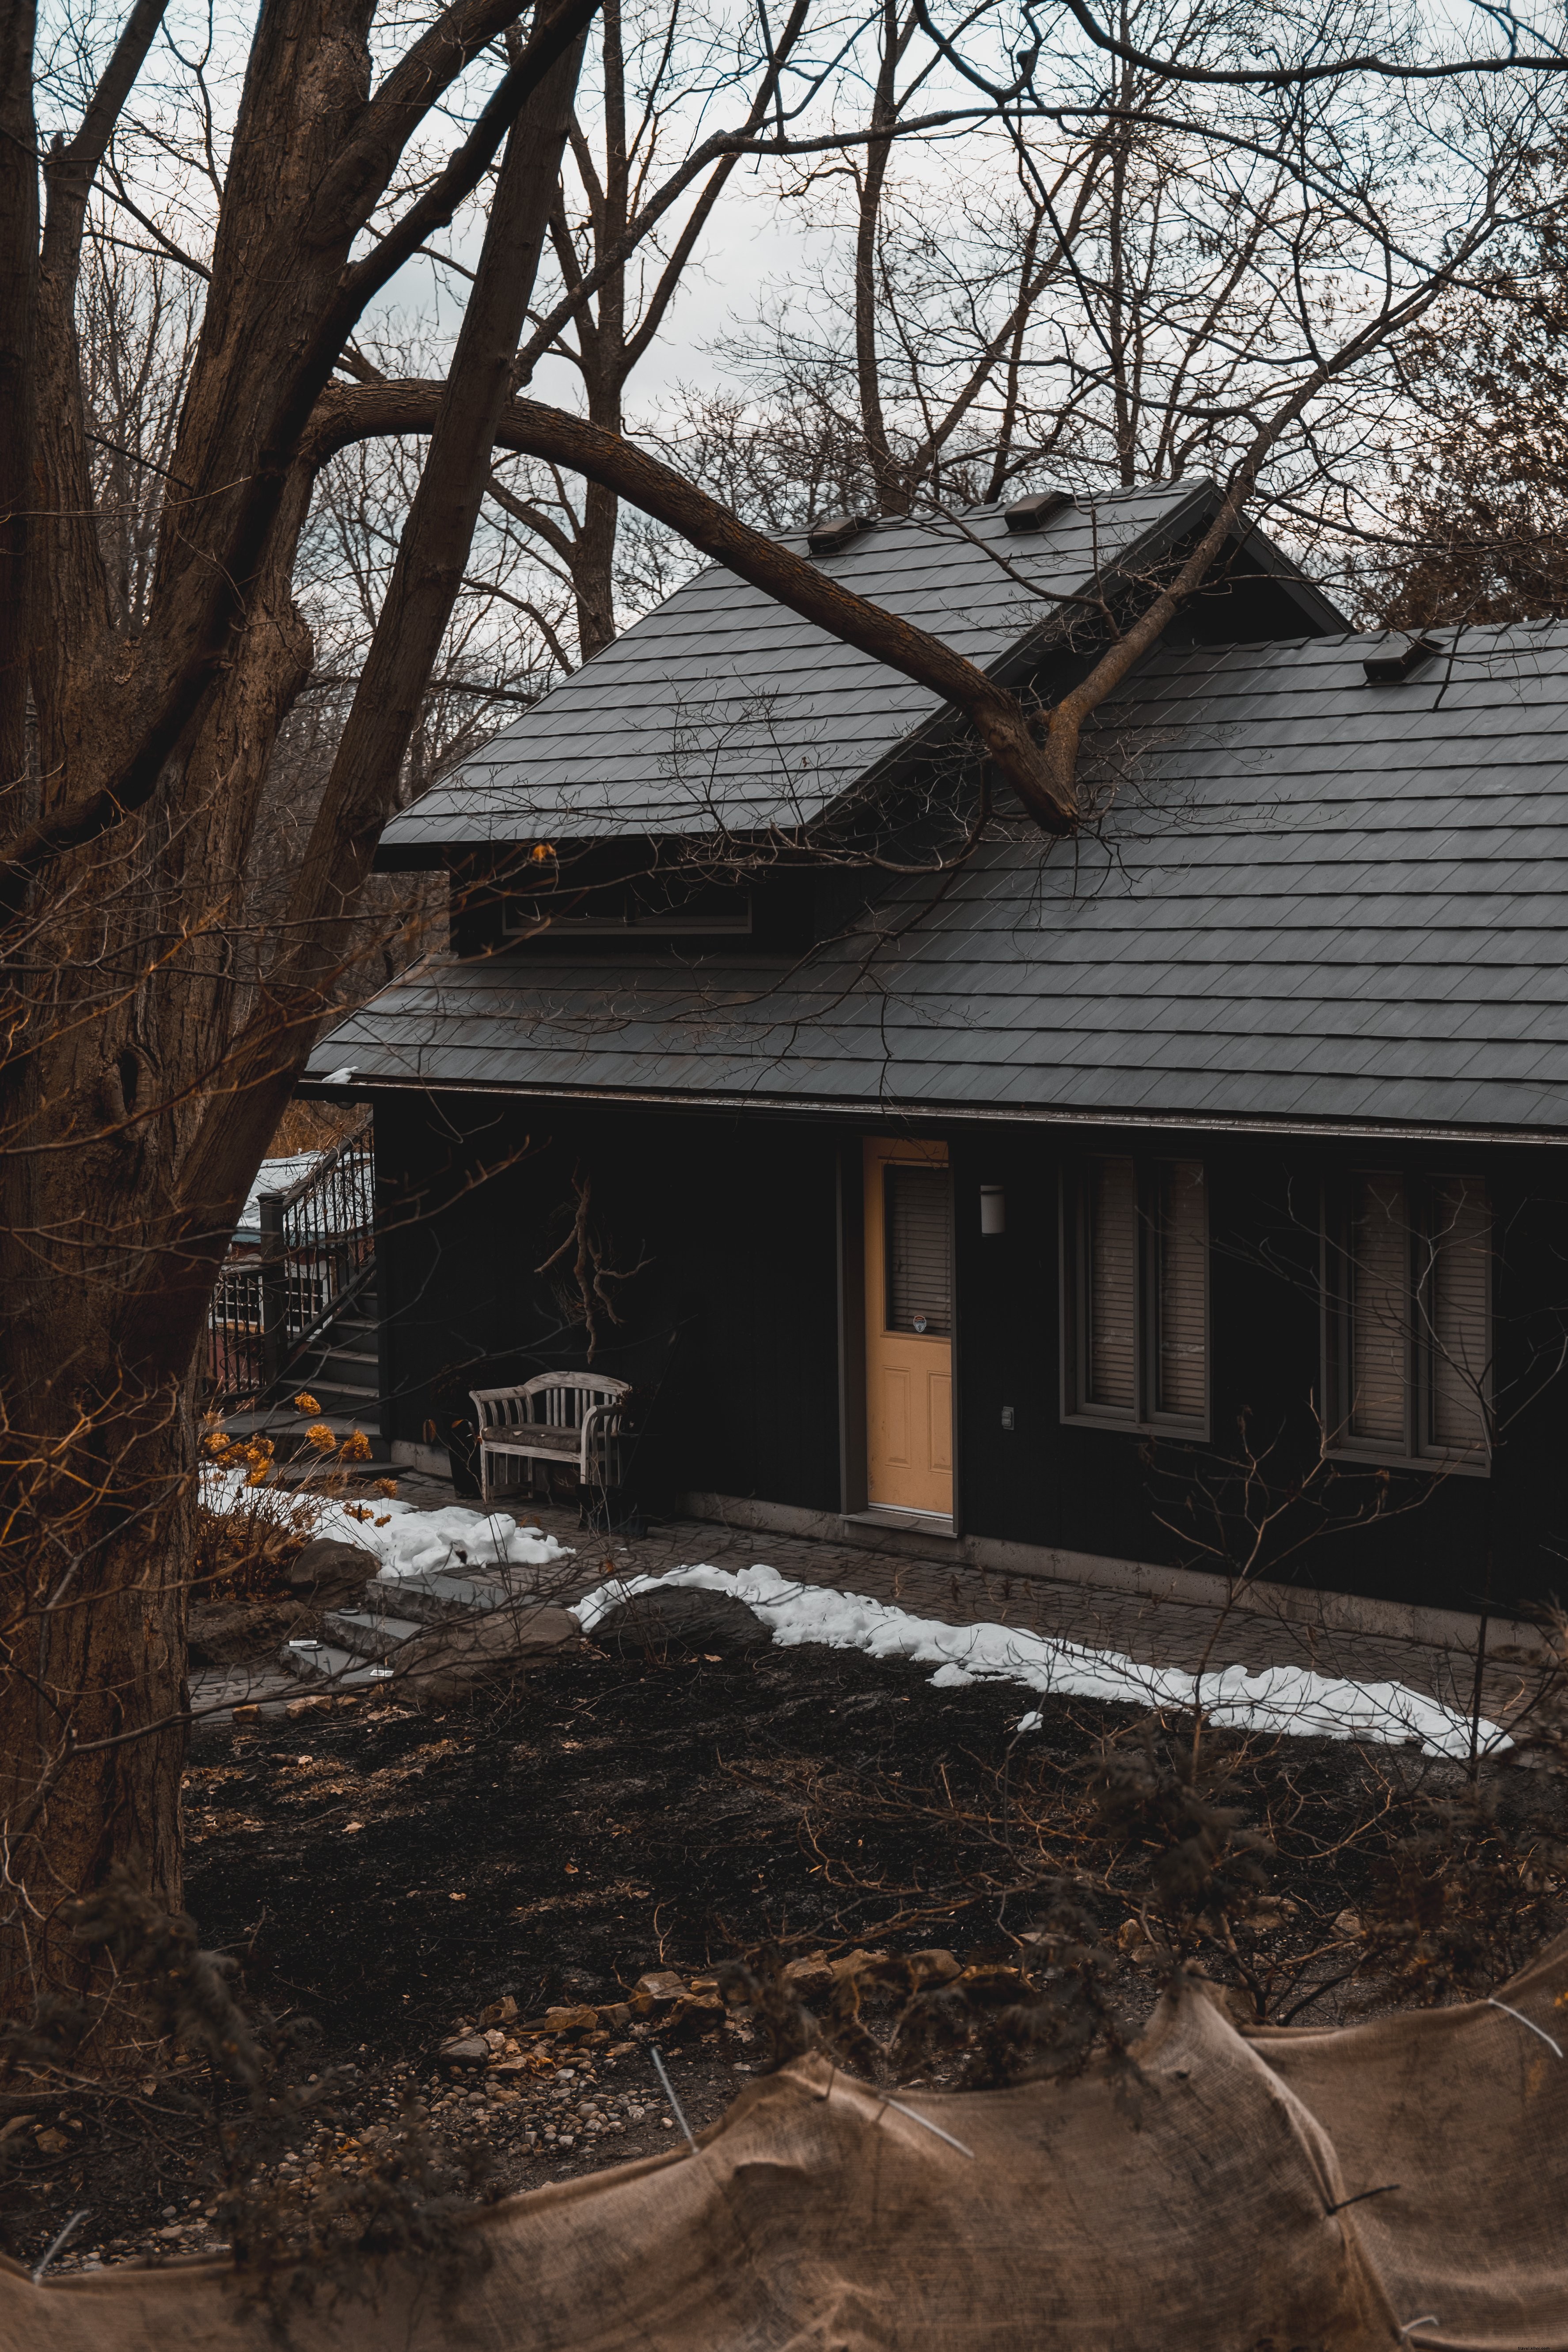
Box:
xmin=572 ymin=1562 xmax=1506 ymax=1760
xmin=200 ymin=1466 xmax=574 ymax=1579
xmin=235 ymin=1154 xmax=322 ymax=1236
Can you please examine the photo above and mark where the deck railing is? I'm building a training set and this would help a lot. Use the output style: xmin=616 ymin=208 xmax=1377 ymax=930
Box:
xmin=206 ymin=1120 xmax=376 ymax=1406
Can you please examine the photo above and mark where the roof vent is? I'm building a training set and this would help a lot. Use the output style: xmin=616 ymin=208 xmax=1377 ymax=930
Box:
xmin=1004 ymin=487 xmax=1074 ymax=535
xmin=1362 ymin=631 xmax=1440 ymax=683
xmin=806 ymin=513 xmax=869 ymax=556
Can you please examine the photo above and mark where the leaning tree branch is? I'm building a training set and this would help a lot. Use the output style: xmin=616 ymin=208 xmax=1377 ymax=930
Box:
xmin=308 ymin=381 xmax=1081 ymax=832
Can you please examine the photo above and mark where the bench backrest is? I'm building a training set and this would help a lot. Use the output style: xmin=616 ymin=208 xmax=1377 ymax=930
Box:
xmin=470 ymin=1374 xmax=631 ymax=1434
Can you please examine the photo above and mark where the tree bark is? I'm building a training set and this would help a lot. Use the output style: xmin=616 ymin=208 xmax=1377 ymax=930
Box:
xmin=0 ymin=0 xmax=600 ymax=2046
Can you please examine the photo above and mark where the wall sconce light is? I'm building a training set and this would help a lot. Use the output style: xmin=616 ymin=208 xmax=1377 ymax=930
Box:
xmin=980 ymin=1184 xmax=1005 ymax=1235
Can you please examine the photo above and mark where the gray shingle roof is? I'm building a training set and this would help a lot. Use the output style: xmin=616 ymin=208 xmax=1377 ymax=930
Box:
xmin=377 ymin=478 xmax=1339 ymax=851
xmin=315 ymin=623 xmax=1568 ymax=1139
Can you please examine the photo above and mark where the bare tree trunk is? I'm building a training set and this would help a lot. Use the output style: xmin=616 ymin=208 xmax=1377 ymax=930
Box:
xmin=0 ymin=0 xmax=598 ymax=2044
xmin=853 ymin=0 xmax=909 ymax=514
xmin=0 ymin=0 xmax=39 ymax=796
xmin=570 ymin=0 xmax=626 ymax=659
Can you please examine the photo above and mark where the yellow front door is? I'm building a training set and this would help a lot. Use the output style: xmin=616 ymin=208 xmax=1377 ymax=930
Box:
xmin=864 ymin=1138 xmax=953 ymax=1520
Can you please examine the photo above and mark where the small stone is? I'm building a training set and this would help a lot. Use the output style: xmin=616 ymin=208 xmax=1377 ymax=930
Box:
xmin=539 ymin=2004 xmax=599 ymax=2033
xmin=905 ymin=1948 xmax=963 ymax=1984
xmin=34 ymin=2128 xmax=70 ymax=2154
xmin=1333 ymin=1909 xmax=1364 ymax=1939
xmin=827 ymin=1948 xmax=888 ymax=1980
xmin=634 ymin=1972 xmax=687 ymax=2005
xmin=439 ymin=2035 xmax=490 ymax=2067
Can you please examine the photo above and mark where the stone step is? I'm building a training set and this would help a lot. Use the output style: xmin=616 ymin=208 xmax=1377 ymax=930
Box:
xmin=323 ymin=1607 xmax=421 ymax=1661
xmin=303 ymin=1376 xmax=382 ymax=1410
xmin=315 ymin=1345 xmax=380 ymax=1373
xmin=278 ymin=1637 xmax=394 ymax=1687
xmin=365 ymin=1569 xmax=528 ymax=1626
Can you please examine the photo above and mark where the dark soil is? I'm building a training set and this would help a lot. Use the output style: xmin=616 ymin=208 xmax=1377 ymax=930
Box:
xmin=3 ymin=1630 xmax=1561 ymax=2276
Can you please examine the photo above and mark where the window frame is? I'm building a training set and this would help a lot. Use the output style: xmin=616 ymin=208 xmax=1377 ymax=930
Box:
xmin=1320 ymin=1170 xmax=1492 ymax=1476
xmin=1059 ymin=1153 xmax=1211 ymax=1439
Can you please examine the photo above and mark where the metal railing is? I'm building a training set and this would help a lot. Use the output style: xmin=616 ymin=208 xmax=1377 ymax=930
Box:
xmin=206 ymin=1119 xmax=376 ymax=1406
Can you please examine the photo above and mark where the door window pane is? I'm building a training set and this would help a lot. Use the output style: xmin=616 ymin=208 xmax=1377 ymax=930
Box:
xmin=885 ymin=1166 xmax=952 ymax=1335
xmin=1085 ymin=1156 xmax=1137 ymax=1410
xmin=1349 ymin=1174 xmax=1409 ymax=1446
xmin=1154 ymin=1159 xmax=1206 ymax=1419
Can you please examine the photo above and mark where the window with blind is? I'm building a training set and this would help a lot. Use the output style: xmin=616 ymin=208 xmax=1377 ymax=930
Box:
xmin=1325 ymin=1172 xmax=1490 ymax=1468
xmin=1063 ymin=1155 xmax=1208 ymax=1431
xmin=884 ymin=1164 xmax=953 ymax=1336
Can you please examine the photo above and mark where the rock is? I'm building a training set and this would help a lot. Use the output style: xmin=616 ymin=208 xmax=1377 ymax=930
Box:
xmin=286 ymin=1538 xmax=380 ymax=1602
xmin=541 ymin=2005 xmax=600 ymax=2033
xmin=439 ymin=2035 xmax=490 ymax=2068
xmin=34 ymin=2128 xmax=69 ymax=2154
xmin=783 ymin=1954 xmax=831 ymax=1991
xmin=905 ymin=1947 xmax=963 ymax=1984
xmin=600 ymin=2002 xmax=633 ymax=2029
xmin=1116 ymin=1918 xmax=1150 ymax=1953
xmin=1333 ymin=1909 xmax=1364 ymax=1939
xmin=661 ymin=1991 xmax=725 ymax=2037
xmin=390 ymin=1602 xmax=583 ymax=1703
xmin=590 ymin=1584 xmax=768 ymax=1658
xmin=827 ymin=1948 xmax=888 ymax=1980
xmin=634 ymin=1971 xmax=687 ymax=2005
xmin=479 ymin=1995 xmax=519 ymax=2027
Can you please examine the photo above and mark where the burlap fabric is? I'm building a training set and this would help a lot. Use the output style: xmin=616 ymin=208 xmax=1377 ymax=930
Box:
xmin=5 ymin=1940 xmax=1564 ymax=2351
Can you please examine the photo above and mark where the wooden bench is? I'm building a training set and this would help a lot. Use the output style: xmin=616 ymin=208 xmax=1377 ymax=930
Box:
xmin=470 ymin=1375 xmax=632 ymax=1508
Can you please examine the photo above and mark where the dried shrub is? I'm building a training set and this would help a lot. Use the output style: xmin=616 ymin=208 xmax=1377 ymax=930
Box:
xmin=719 ymin=1906 xmax=1132 ymax=2094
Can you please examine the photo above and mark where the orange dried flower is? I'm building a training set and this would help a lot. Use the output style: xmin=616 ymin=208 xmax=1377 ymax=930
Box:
xmin=375 ymin=1477 xmax=398 ymax=1498
xmin=293 ymin=1392 xmax=321 ymax=1414
xmin=344 ymin=1503 xmax=372 ymax=1522
xmin=341 ymin=1429 xmax=372 ymax=1462
xmin=306 ymin=1422 xmax=337 ymax=1454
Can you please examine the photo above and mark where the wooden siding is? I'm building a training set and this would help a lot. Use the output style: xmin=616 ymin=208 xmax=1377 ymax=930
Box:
xmin=375 ymin=1093 xmax=1568 ymax=1618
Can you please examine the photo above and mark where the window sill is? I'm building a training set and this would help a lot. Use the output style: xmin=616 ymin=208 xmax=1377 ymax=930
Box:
xmin=1327 ymin=1444 xmax=1490 ymax=1480
xmin=1060 ymin=1412 xmax=1209 ymax=1442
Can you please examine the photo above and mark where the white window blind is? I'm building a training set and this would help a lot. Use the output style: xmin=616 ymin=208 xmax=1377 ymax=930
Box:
xmin=1085 ymin=1156 xmax=1137 ymax=1410
xmin=1155 ymin=1159 xmax=1206 ymax=1419
xmin=1332 ymin=1171 xmax=1490 ymax=1467
xmin=1349 ymin=1174 xmax=1409 ymax=1446
xmin=1428 ymin=1177 xmax=1489 ymax=1454
xmin=885 ymin=1166 xmax=952 ymax=1335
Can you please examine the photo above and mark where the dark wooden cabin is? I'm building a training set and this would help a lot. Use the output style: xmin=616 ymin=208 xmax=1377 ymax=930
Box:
xmin=304 ymin=478 xmax=1568 ymax=1639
